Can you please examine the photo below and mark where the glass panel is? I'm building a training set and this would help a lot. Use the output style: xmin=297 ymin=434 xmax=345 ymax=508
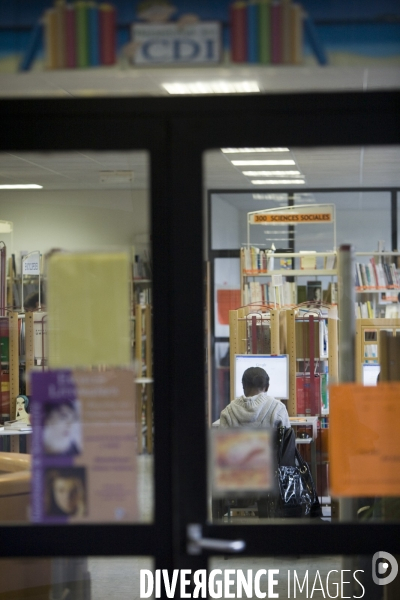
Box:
xmin=204 ymin=146 xmax=400 ymax=525
xmin=0 ymin=557 xmax=153 ymax=599
xmin=209 ymin=555 xmax=397 ymax=599
xmin=0 ymin=151 xmax=153 ymax=524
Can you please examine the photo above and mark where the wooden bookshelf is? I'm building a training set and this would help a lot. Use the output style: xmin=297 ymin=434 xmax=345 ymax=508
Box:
xmin=355 ymin=318 xmax=400 ymax=383
xmin=135 ymin=303 xmax=153 ymax=454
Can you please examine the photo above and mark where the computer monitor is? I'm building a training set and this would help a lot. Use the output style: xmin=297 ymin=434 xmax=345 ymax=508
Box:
xmin=362 ymin=363 xmax=380 ymax=386
xmin=234 ymin=354 xmax=289 ymax=399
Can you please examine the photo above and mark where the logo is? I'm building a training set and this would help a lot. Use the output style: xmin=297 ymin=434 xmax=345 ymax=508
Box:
xmin=372 ymin=552 xmax=398 ymax=586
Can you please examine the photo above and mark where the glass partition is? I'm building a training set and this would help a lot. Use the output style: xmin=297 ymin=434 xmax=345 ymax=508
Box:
xmin=205 ymin=145 xmax=400 ymax=526
xmin=0 ymin=151 xmax=153 ymax=525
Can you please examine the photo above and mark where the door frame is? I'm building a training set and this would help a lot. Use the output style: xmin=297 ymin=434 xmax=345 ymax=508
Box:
xmin=0 ymin=91 xmax=399 ymax=573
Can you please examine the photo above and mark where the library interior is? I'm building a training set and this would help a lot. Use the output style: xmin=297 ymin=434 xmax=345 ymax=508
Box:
xmin=0 ymin=0 xmax=400 ymax=599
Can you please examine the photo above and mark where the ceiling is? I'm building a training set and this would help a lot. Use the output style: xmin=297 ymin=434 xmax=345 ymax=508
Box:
xmin=1 ymin=146 xmax=399 ymax=195
xmin=0 ymin=65 xmax=399 ymax=207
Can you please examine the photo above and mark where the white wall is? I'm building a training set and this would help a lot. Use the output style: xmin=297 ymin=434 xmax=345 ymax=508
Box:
xmin=211 ymin=194 xmax=240 ymax=250
xmin=0 ymin=189 xmax=149 ymax=257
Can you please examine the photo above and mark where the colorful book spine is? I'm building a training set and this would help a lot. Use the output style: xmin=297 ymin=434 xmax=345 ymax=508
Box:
xmin=65 ymin=4 xmax=77 ymax=67
xmin=230 ymin=1 xmax=247 ymax=63
xmin=258 ymin=0 xmax=271 ymax=64
xmin=247 ymin=1 xmax=259 ymax=64
xmin=44 ymin=8 xmax=58 ymax=69
xmin=88 ymin=2 xmax=100 ymax=66
xmin=75 ymin=1 xmax=90 ymax=68
xmin=281 ymin=0 xmax=292 ymax=64
xmin=290 ymin=3 xmax=303 ymax=65
xmin=99 ymin=3 xmax=117 ymax=65
xmin=55 ymin=0 xmax=67 ymax=68
xmin=271 ymin=1 xmax=282 ymax=64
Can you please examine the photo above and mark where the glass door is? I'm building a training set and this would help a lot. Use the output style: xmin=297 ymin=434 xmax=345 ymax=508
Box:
xmin=0 ymin=91 xmax=399 ymax=600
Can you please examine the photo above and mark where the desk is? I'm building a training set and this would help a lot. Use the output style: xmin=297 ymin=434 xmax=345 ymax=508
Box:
xmin=0 ymin=428 xmax=32 ymax=453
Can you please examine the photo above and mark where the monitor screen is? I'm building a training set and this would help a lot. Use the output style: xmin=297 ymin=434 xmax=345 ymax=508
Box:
xmin=362 ymin=363 xmax=380 ymax=386
xmin=234 ymin=354 xmax=289 ymax=399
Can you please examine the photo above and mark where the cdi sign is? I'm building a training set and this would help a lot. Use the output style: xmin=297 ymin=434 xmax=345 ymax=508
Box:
xmin=132 ymin=22 xmax=221 ymax=65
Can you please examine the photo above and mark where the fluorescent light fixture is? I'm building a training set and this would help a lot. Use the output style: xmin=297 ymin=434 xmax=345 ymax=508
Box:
xmin=162 ymin=81 xmax=260 ymax=94
xmin=253 ymin=194 xmax=288 ymax=201
xmin=0 ymin=220 xmax=13 ymax=233
xmin=232 ymin=160 xmax=295 ymax=166
xmin=251 ymin=179 xmax=306 ymax=184
xmin=221 ymin=148 xmax=289 ymax=153
xmin=99 ymin=171 xmax=134 ymax=184
xmin=0 ymin=184 xmax=42 ymax=189
xmin=243 ymin=170 xmax=301 ymax=176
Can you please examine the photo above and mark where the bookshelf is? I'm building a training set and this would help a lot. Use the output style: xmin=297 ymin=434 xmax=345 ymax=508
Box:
xmin=355 ymin=318 xmax=400 ymax=383
xmin=240 ymin=249 xmax=338 ymax=306
xmin=135 ymin=303 xmax=153 ymax=454
xmin=355 ymin=251 xmax=400 ymax=319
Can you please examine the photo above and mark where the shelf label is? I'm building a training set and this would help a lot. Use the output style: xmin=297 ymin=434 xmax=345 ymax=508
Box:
xmin=132 ymin=22 xmax=221 ymax=65
xmin=23 ymin=252 xmax=40 ymax=275
xmin=330 ymin=383 xmax=400 ymax=496
xmin=250 ymin=206 xmax=334 ymax=225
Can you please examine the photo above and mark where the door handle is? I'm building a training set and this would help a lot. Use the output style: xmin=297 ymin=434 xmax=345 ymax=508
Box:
xmin=187 ymin=524 xmax=246 ymax=555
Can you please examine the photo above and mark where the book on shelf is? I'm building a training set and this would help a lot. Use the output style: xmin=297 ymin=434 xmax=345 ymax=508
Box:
xmin=4 ymin=419 xmax=31 ymax=431
xmin=300 ymin=251 xmax=316 ymax=270
xmin=306 ymin=280 xmax=322 ymax=302
xmin=324 ymin=255 xmax=336 ymax=270
xmin=241 ymin=246 xmax=268 ymax=274
xmin=355 ymin=258 xmax=400 ymax=290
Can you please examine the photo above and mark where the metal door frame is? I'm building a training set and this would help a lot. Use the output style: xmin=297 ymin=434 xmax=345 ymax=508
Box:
xmin=0 ymin=91 xmax=399 ymax=577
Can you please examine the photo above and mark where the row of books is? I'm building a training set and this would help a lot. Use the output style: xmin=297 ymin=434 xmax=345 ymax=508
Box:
xmin=230 ymin=0 xmax=303 ymax=65
xmin=243 ymin=280 xmax=296 ymax=305
xmin=241 ymin=247 xmax=271 ymax=274
xmin=355 ymin=258 xmax=400 ymax=290
xmin=44 ymin=1 xmax=116 ymax=70
xmin=356 ymin=301 xmax=375 ymax=319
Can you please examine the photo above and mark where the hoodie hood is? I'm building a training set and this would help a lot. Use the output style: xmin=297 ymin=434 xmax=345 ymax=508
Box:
xmin=223 ymin=392 xmax=275 ymax=427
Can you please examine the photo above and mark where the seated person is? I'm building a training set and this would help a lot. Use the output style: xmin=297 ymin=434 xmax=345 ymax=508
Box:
xmin=219 ymin=366 xmax=290 ymax=429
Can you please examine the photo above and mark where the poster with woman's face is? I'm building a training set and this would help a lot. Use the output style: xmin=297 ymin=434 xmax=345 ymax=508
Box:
xmin=30 ymin=369 xmax=138 ymax=523
xmin=43 ymin=400 xmax=82 ymax=456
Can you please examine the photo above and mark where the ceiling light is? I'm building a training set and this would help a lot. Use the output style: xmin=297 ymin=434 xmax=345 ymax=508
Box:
xmin=253 ymin=194 xmax=288 ymax=201
xmin=0 ymin=184 xmax=42 ymax=189
xmin=162 ymin=81 xmax=260 ymax=94
xmin=0 ymin=220 xmax=13 ymax=233
xmin=251 ymin=179 xmax=306 ymax=184
xmin=232 ymin=160 xmax=295 ymax=166
xmin=243 ymin=170 xmax=301 ymax=176
xmin=221 ymin=148 xmax=289 ymax=153
xmin=99 ymin=171 xmax=134 ymax=183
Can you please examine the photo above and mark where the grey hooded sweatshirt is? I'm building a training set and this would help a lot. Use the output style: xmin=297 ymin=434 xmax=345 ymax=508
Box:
xmin=219 ymin=392 xmax=290 ymax=429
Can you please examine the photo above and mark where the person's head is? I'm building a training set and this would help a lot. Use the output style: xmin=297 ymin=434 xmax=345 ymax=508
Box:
xmin=242 ymin=367 xmax=269 ymax=397
xmin=47 ymin=469 xmax=85 ymax=516
xmin=43 ymin=401 xmax=79 ymax=454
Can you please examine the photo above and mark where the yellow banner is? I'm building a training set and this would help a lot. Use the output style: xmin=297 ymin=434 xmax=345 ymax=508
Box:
xmin=251 ymin=213 xmax=332 ymax=224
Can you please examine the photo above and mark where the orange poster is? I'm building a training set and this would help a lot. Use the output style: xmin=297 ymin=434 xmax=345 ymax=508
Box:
xmin=330 ymin=383 xmax=400 ymax=497
xmin=217 ymin=289 xmax=241 ymax=325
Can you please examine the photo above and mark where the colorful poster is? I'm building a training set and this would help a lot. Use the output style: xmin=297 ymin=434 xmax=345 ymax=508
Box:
xmin=210 ymin=428 xmax=274 ymax=495
xmin=330 ymin=383 xmax=400 ymax=496
xmin=31 ymin=369 xmax=138 ymax=523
